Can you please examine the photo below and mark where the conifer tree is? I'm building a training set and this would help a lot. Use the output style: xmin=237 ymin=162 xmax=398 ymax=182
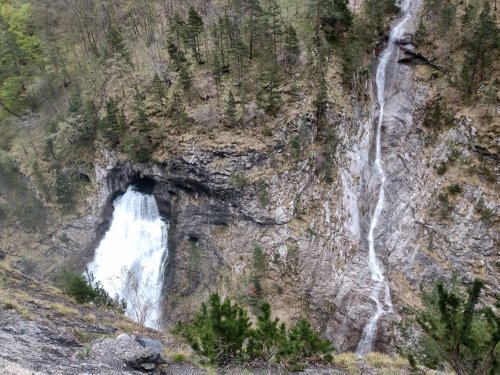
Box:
xmin=212 ymin=52 xmax=223 ymax=105
xmin=106 ymin=25 xmax=131 ymax=65
xmin=414 ymin=278 xmax=499 ymax=374
xmin=257 ymin=50 xmax=282 ymax=115
xmin=460 ymin=3 xmax=499 ymax=94
xmin=284 ymin=24 xmax=300 ymax=65
xmin=226 ymin=90 xmax=237 ymax=127
xmin=100 ymin=99 xmax=125 ymax=145
xmin=169 ymin=90 xmax=188 ymax=128
xmin=167 ymin=42 xmax=192 ymax=92
xmin=151 ymin=73 xmax=167 ymax=111
xmin=187 ymin=7 xmax=204 ymax=63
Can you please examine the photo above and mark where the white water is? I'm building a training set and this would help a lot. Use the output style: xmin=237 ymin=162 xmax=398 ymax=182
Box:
xmin=356 ymin=0 xmax=414 ymax=357
xmin=87 ymin=185 xmax=169 ymax=328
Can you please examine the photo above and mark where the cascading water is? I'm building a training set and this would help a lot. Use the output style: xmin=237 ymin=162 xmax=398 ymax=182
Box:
xmin=356 ymin=0 xmax=417 ymax=357
xmin=87 ymin=185 xmax=168 ymax=329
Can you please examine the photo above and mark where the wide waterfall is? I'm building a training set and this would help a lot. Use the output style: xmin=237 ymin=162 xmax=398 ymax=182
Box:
xmin=87 ymin=185 xmax=169 ymax=328
xmin=356 ymin=0 xmax=416 ymax=357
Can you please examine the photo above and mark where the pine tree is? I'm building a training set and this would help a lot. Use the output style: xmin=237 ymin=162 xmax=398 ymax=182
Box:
xmin=151 ymin=73 xmax=167 ymax=111
xmin=226 ymin=90 xmax=237 ymax=127
xmin=414 ymin=278 xmax=499 ymax=374
xmin=284 ymin=24 xmax=300 ymax=65
xmin=100 ymin=99 xmax=125 ymax=145
xmin=169 ymin=90 xmax=188 ymax=128
xmin=187 ymin=7 xmax=204 ymax=63
xmin=242 ymin=0 xmax=263 ymax=59
xmin=106 ymin=25 xmax=131 ymax=65
xmin=167 ymin=42 xmax=192 ymax=92
xmin=460 ymin=3 xmax=499 ymax=94
xmin=314 ymin=58 xmax=328 ymax=131
xmin=310 ymin=0 xmax=352 ymax=42
xmin=212 ymin=52 xmax=223 ymax=105
xmin=268 ymin=0 xmax=282 ymax=61
xmin=257 ymin=50 xmax=282 ymax=115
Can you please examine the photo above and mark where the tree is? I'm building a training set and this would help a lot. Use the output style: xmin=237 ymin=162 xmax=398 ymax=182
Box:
xmin=284 ymin=24 xmax=300 ymax=66
xmin=169 ymin=90 xmax=188 ymax=128
xmin=0 ymin=1 xmax=44 ymax=117
xmin=186 ymin=7 xmax=204 ymax=64
xmin=225 ymin=90 xmax=237 ymax=127
xmin=314 ymin=68 xmax=328 ymax=131
xmin=167 ymin=42 xmax=192 ymax=92
xmin=310 ymin=0 xmax=352 ymax=42
xmin=212 ymin=52 xmax=223 ymax=105
xmin=247 ymin=302 xmax=288 ymax=361
xmin=100 ymin=99 xmax=126 ymax=145
xmin=174 ymin=293 xmax=252 ymax=364
xmin=413 ymin=278 xmax=499 ymax=374
xmin=151 ymin=73 xmax=167 ymax=112
xmin=460 ymin=3 xmax=499 ymax=94
xmin=106 ymin=25 xmax=131 ymax=65
xmin=175 ymin=293 xmax=333 ymax=366
xmin=256 ymin=50 xmax=282 ymax=115
xmin=242 ymin=0 xmax=263 ymax=59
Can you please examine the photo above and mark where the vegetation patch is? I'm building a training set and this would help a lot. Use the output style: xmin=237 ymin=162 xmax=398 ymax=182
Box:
xmin=173 ymin=293 xmax=332 ymax=367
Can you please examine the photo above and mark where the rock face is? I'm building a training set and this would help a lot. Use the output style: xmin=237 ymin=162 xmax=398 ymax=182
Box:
xmin=0 ymin=309 xmax=141 ymax=374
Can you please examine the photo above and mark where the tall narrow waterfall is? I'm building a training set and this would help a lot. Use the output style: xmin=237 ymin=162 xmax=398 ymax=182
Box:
xmin=88 ymin=185 xmax=168 ymax=328
xmin=356 ymin=0 xmax=416 ymax=357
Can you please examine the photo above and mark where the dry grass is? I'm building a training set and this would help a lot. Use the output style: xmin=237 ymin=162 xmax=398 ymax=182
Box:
xmin=333 ymin=352 xmax=411 ymax=374
xmin=47 ymin=302 xmax=80 ymax=316
xmin=333 ymin=352 xmax=359 ymax=374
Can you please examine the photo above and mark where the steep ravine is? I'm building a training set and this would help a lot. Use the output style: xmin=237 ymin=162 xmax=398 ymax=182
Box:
xmin=2 ymin=5 xmax=497 ymax=359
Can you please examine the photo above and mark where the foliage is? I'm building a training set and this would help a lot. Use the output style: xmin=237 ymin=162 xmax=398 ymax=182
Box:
xmin=412 ymin=278 xmax=499 ymax=375
xmin=100 ymin=99 xmax=126 ymax=146
xmin=58 ymin=268 xmax=126 ymax=312
xmin=174 ymin=293 xmax=252 ymax=364
xmin=225 ymin=90 xmax=237 ymax=127
xmin=447 ymin=184 xmax=462 ymax=195
xmin=106 ymin=25 xmax=131 ymax=64
xmin=310 ymin=0 xmax=352 ymax=42
xmin=460 ymin=3 xmax=499 ymax=94
xmin=423 ymin=101 xmax=454 ymax=129
xmin=0 ymin=0 xmax=43 ymax=117
xmin=167 ymin=42 xmax=192 ymax=92
xmin=174 ymin=293 xmax=332 ymax=366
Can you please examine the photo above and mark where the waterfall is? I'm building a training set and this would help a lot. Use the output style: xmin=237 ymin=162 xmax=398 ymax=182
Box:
xmin=356 ymin=0 xmax=416 ymax=357
xmin=87 ymin=185 xmax=169 ymax=329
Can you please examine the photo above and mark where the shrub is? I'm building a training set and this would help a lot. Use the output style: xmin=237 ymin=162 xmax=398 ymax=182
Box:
xmin=411 ymin=279 xmax=499 ymax=374
xmin=172 ymin=353 xmax=186 ymax=362
xmin=174 ymin=293 xmax=332 ymax=366
xmin=447 ymin=184 xmax=462 ymax=195
xmin=229 ymin=173 xmax=249 ymax=189
xmin=437 ymin=193 xmax=453 ymax=220
xmin=173 ymin=293 xmax=252 ymax=364
xmin=58 ymin=268 xmax=126 ymax=312
xmin=435 ymin=162 xmax=448 ymax=175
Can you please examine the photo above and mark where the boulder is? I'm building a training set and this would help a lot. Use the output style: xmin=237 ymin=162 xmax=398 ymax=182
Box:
xmin=91 ymin=334 xmax=166 ymax=372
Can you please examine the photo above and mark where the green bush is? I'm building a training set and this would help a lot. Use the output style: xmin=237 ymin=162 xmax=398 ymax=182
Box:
xmin=58 ymin=268 xmax=126 ymax=312
xmin=412 ymin=279 xmax=499 ymax=374
xmin=173 ymin=293 xmax=251 ymax=364
xmin=447 ymin=184 xmax=462 ymax=195
xmin=435 ymin=162 xmax=448 ymax=175
xmin=174 ymin=294 xmax=332 ymax=366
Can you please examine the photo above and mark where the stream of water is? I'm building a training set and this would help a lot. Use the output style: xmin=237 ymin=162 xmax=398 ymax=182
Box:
xmin=87 ymin=185 xmax=168 ymax=328
xmin=356 ymin=0 xmax=415 ymax=357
